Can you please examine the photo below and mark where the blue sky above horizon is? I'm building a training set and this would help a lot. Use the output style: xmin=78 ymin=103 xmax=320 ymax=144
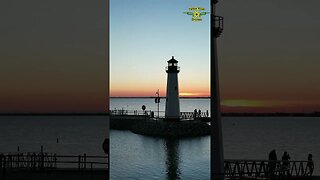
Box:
xmin=110 ymin=0 xmax=211 ymax=97
xmin=110 ymin=0 xmax=320 ymax=113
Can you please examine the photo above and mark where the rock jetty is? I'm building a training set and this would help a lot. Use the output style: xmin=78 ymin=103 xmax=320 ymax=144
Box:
xmin=110 ymin=115 xmax=211 ymax=138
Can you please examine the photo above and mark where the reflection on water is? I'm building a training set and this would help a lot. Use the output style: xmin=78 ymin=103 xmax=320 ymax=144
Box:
xmin=110 ymin=130 xmax=210 ymax=179
xmin=111 ymin=116 xmax=320 ymax=179
xmin=164 ymin=139 xmax=181 ymax=180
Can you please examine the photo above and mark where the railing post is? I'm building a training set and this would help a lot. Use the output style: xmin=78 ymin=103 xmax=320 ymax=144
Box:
xmin=54 ymin=153 xmax=57 ymax=169
xmin=2 ymin=157 xmax=6 ymax=180
xmin=31 ymin=153 xmax=34 ymax=170
xmin=78 ymin=155 xmax=81 ymax=170
xmin=84 ymin=153 xmax=87 ymax=169
xmin=40 ymin=146 xmax=44 ymax=169
xmin=17 ymin=153 xmax=19 ymax=168
xmin=9 ymin=155 xmax=12 ymax=168
xmin=0 ymin=154 xmax=2 ymax=169
xmin=298 ymin=162 xmax=304 ymax=176
xmin=90 ymin=162 xmax=93 ymax=180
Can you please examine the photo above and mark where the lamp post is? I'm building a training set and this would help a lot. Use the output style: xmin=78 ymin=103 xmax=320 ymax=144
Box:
xmin=156 ymin=89 xmax=160 ymax=118
xmin=210 ymin=0 xmax=224 ymax=179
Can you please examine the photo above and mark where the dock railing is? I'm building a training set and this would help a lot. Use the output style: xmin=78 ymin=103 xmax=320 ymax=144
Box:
xmin=110 ymin=109 xmax=210 ymax=120
xmin=224 ymin=159 xmax=313 ymax=179
xmin=110 ymin=109 xmax=156 ymax=116
xmin=0 ymin=152 xmax=108 ymax=171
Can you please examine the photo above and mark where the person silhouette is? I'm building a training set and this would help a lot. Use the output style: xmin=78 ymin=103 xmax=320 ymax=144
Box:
xmin=198 ymin=109 xmax=201 ymax=117
xmin=269 ymin=149 xmax=278 ymax=160
xmin=268 ymin=150 xmax=278 ymax=177
xmin=281 ymin=151 xmax=290 ymax=176
xmin=102 ymin=138 xmax=108 ymax=154
xmin=306 ymin=154 xmax=314 ymax=176
xmin=193 ymin=109 xmax=197 ymax=119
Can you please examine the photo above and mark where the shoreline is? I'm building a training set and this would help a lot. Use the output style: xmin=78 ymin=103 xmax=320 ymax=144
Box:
xmin=0 ymin=113 xmax=109 ymax=116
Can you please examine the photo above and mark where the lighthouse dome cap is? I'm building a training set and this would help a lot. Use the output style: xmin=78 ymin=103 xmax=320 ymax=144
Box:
xmin=167 ymin=56 xmax=178 ymax=63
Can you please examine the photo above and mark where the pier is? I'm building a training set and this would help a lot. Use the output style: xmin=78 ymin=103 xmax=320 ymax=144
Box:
xmin=110 ymin=109 xmax=210 ymax=121
xmin=110 ymin=109 xmax=211 ymax=137
xmin=4 ymin=151 xmax=314 ymax=179
xmin=0 ymin=152 xmax=108 ymax=180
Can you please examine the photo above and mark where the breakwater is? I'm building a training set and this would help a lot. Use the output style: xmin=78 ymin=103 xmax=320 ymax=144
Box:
xmin=110 ymin=115 xmax=210 ymax=138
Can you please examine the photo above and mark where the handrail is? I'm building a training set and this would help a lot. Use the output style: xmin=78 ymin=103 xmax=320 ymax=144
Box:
xmin=225 ymin=159 xmax=309 ymax=163
xmin=110 ymin=109 xmax=210 ymax=119
xmin=165 ymin=66 xmax=180 ymax=72
xmin=0 ymin=153 xmax=108 ymax=170
xmin=224 ymin=159 xmax=314 ymax=178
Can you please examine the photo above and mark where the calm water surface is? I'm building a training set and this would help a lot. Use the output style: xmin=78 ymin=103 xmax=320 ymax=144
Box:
xmin=0 ymin=99 xmax=319 ymax=179
xmin=0 ymin=115 xmax=108 ymax=156
xmin=111 ymin=130 xmax=210 ymax=180
xmin=110 ymin=98 xmax=320 ymax=179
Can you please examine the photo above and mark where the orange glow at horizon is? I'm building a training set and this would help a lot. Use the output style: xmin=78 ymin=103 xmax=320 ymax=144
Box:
xmin=221 ymin=99 xmax=320 ymax=113
xmin=0 ymin=93 xmax=108 ymax=113
xmin=110 ymin=89 xmax=210 ymax=97
xmin=179 ymin=92 xmax=209 ymax=97
xmin=110 ymin=77 xmax=320 ymax=113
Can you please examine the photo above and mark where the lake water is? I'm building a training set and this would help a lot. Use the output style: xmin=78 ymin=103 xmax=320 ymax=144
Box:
xmin=0 ymin=99 xmax=319 ymax=179
xmin=110 ymin=98 xmax=210 ymax=113
xmin=110 ymin=98 xmax=320 ymax=179
xmin=0 ymin=115 xmax=108 ymax=156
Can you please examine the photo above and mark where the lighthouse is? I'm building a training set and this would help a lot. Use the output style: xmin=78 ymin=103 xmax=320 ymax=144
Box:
xmin=165 ymin=56 xmax=180 ymax=120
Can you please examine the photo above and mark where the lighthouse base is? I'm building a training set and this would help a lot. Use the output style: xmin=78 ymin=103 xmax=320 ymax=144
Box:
xmin=131 ymin=119 xmax=210 ymax=138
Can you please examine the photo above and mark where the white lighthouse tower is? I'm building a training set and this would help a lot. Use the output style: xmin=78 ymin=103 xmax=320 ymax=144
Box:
xmin=165 ymin=56 xmax=180 ymax=120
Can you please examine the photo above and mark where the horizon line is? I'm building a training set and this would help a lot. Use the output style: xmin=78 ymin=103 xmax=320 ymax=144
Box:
xmin=110 ymin=96 xmax=210 ymax=98
xmin=0 ymin=112 xmax=320 ymax=116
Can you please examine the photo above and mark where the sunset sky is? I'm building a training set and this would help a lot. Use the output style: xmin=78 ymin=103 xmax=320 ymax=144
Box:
xmin=0 ymin=1 xmax=108 ymax=113
xmin=1 ymin=1 xmax=319 ymax=113
xmin=110 ymin=0 xmax=211 ymax=97
xmin=111 ymin=0 xmax=320 ymax=113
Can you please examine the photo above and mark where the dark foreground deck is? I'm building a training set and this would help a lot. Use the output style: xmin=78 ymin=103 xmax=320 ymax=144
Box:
xmin=1 ymin=168 xmax=108 ymax=180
